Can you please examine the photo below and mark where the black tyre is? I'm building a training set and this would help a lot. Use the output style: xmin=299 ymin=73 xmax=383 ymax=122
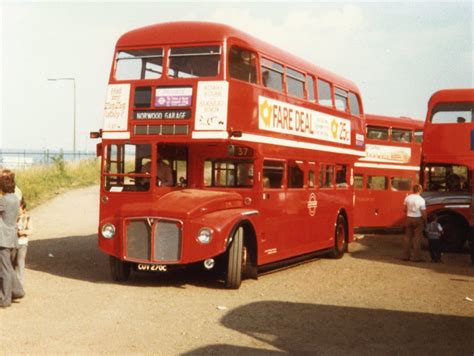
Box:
xmin=437 ymin=214 xmax=468 ymax=252
xmin=225 ymin=226 xmax=244 ymax=289
xmin=109 ymin=256 xmax=131 ymax=282
xmin=329 ymin=215 xmax=347 ymax=259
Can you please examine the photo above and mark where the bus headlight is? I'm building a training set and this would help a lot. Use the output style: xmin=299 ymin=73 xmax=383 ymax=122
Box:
xmin=197 ymin=228 xmax=213 ymax=244
xmin=101 ymin=224 xmax=116 ymax=239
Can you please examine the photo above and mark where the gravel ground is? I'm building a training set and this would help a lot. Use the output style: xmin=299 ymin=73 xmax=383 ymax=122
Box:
xmin=1 ymin=186 xmax=473 ymax=355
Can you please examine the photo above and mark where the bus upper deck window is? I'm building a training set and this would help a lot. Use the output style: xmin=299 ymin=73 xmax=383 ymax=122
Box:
xmin=168 ymin=46 xmax=221 ymax=79
xmin=335 ymin=87 xmax=348 ymax=112
xmin=317 ymin=79 xmax=332 ymax=107
xmin=286 ymin=68 xmax=305 ymax=99
xmin=229 ymin=46 xmax=257 ymax=84
xmin=115 ymin=49 xmax=163 ymax=80
xmin=261 ymin=58 xmax=284 ymax=92
xmin=348 ymin=92 xmax=361 ymax=116
xmin=306 ymin=75 xmax=316 ymax=103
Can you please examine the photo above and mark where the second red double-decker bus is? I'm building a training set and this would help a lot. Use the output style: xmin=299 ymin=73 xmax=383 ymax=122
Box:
xmin=354 ymin=114 xmax=423 ymax=230
xmin=93 ymin=21 xmax=366 ymax=288
xmin=421 ymin=88 xmax=474 ymax=251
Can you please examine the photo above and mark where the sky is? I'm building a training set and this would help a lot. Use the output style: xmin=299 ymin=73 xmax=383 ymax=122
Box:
xmin=0 ymin=1 xmax=472 ymax=152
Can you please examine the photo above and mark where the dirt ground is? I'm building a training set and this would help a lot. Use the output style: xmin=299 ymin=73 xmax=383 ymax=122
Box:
xmin=1 ymin=186 xmax=473 ymax=355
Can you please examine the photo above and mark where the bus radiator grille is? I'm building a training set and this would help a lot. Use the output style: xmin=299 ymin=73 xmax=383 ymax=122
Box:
xmin=126 ymin=219 xmax=151 ymax=261
xmin=154 ymin=220 xmax=182 ymax=262
xmin=125 ymin=219 xmax=182 ymax=262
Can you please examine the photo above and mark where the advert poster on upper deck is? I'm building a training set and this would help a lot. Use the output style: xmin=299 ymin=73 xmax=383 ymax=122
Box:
xmin=103 ymin=84 xmax=130 ymax=131
xmin=258 ymin=96 xmax=351 ymax=145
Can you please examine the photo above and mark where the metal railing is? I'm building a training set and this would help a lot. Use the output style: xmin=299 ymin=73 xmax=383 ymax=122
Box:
xmin=0 ymin=149 xmax=96 ymax=170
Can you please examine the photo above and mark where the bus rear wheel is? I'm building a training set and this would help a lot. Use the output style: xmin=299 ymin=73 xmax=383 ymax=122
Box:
xmin=329 ymin=215 xmax=347 ymax=259
xmin=109 ymin=256 xmax=131 ymax=282
xmin=436 ymin=213 xmax=468 ymax=252
xmin=225 ymin=226 xmax=244 ymax=289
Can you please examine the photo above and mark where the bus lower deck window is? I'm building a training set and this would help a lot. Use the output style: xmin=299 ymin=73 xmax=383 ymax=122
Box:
xmin=204 ymin=160 xmax=253 ymax=188
xmin=263 ymin=161 xmax=284 ymax=188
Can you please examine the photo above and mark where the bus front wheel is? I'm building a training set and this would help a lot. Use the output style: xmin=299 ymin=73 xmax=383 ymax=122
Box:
xmin=109 ymin=256 xmax=131 ymax=282
xmin=329 ymin=215 xmax=347 ymax=259
xmin=225 ymin=226 xmax=244 ymax=289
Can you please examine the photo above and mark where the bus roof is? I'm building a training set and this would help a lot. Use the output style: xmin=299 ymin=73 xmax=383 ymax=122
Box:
xmin=428 ymin=88 xmax=474 ymax=110
xmin=365 ymin=114 xmax=424 ymax=130
xmin=116 ymin=21 xmax=361 ymax=94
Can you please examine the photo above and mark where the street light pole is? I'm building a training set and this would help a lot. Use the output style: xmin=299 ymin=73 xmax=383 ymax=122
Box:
xmin=47 ymin=77 xmax=76 ymax=157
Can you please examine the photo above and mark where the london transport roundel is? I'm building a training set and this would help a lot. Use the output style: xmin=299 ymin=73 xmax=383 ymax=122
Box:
xmin=307 ymin=193 xmax=318 ymax=216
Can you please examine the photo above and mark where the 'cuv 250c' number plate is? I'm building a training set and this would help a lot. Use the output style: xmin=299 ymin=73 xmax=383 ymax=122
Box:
xmin=136 ymin=264 xmax=167 ymax=272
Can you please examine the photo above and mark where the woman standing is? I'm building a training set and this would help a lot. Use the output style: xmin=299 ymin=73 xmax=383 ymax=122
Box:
xmin=0 ymin=170 xmax=24 ymax=308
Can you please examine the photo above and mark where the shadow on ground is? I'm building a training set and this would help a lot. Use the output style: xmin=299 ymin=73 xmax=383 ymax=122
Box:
xmin=185 ymin=301 xmax=474 ymax=355
xmin=27 ymin=235 xmax=224 ymax=288
xmin=350 ymin=234 xmax=474 ymax=278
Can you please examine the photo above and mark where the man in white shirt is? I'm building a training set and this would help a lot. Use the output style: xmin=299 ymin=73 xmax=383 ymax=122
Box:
xmin=403 ymin=184 xmax=426 ymax=261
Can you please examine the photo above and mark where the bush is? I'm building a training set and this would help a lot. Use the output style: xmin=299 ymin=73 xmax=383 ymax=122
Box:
xmin=15 ymin=159 xmax=100 ymax=209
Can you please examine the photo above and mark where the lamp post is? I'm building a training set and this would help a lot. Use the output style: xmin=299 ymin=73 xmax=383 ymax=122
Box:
xmin=47 ymin=77 xmax=76 ymax=157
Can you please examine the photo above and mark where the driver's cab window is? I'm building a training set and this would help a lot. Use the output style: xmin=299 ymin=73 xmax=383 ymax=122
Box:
xmin=104 ymin=143 xmax=151 ymax=192
xmin=156 ymin=144 xmax=188 ymax=187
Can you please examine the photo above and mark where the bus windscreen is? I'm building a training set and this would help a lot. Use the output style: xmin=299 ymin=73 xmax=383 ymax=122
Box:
xmin=430 ymin=103 xmax=474 ymax=123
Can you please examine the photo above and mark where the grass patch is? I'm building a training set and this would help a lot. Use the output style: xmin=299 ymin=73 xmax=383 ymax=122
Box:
xmin=15 ymin=158 xmax=100 ymax=209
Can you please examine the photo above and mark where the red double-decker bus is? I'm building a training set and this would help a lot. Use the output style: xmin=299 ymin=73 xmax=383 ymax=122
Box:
xmin=421 ymin=88 xmax=474 ymax=251
xmin=354 ymin=114 xmax=423 ymax=230
xmin=92 ymin=21 xmax=365 ymax=288
xmin=354 ymin=114 xmax=423 ymax=231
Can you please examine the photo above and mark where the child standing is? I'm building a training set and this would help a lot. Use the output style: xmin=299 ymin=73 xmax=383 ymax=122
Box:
xmin=425 ymin=216 xmax=443 ymax=263
xmin=12 ymin=198 xmax=32 ymax=284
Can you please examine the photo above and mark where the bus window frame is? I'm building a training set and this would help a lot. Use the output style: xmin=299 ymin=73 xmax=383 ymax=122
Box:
xmin=261 ymin=57 xmax=285 ymax=93
xmin=262 ymin=159 xmax=286 ymax=190
xmin=285 ymin=67 xmax=306 ymax=100
xmin=306 ymin=75 xmax=316 ymax=103
xmin=367 ymin=125 xmax=389 ymax=141
xmin=287 ymin=159 xmax=305 ymax=189
xmin=203 ymin=158 xmax=254 ymax=189
xmin=228 ymin=45 xmax=258 ymax=84
xmin=348 ymin=92 xmax=361 ymax=117
xmin=316 ymin=78 xmax=334 ymax=108
xmin=114 ymin=48 xmax=165 ymax=81
xmin=308 ymin=161 xmax=317 ymax=189
xmin=334 ymin=87 xmax=349 ymax=113
xmin=319 ymin=163 xmax=335 ymax=189
xmin=354 ymin=173 xmax=364 ymax=190
xmin=391 ymin=127 xmax=412 ymax=143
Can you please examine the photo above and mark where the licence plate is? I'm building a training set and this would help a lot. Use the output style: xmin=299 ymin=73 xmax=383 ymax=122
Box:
xmin=136 ymin=264 xmax=167 ymax=272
